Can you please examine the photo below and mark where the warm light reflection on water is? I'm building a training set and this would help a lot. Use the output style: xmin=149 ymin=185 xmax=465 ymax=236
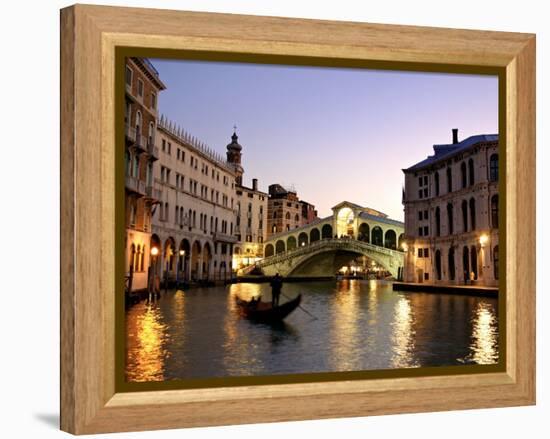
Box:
xmin=125 ymin=280 xmax=499 ymax=381
xmin=125 ymin=303 xmax=168 ymax=382
xmin=391 ymin=297 xmax=419 ymax=368
xmin=466 ymin=302 xmax=499 ymax=364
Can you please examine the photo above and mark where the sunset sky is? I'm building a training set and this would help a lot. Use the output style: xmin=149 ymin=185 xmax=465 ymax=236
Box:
xmin=151 ymin=58 xmax=498 ymax=220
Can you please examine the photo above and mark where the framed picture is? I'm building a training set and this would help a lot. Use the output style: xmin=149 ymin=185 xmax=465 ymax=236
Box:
xmin=60 ymin=4 xmax=536 ymax=434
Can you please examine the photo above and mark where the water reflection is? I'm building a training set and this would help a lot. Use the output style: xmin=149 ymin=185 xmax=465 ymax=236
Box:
xmin=391 ymin=296 xmax=419 ymax=368
xmin=125 ymin=280 xmax=500 ymax=381
xmin=466 ymin=302 xmax=499 ymax=364
xmin=126 ymin=303 xmax=167 ymax=382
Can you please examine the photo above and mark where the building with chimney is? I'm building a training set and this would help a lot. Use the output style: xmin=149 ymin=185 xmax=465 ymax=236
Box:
xmin=402 ymin=129 xmax=500 ymax=287
xmin=124 ymin=57 xmax=166 ymax=293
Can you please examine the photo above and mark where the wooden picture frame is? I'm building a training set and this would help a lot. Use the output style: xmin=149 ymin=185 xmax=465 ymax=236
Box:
xmin=60 ymin=4 xmax=536 ymax=434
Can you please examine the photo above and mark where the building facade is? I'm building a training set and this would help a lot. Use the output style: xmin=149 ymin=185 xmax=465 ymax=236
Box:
xmin=150 ymin=118 xmax=238 ymax=283
xmin=402 ymin=129 xmax=500 ymax=287
xmin=266 ymin=184 xmax=304 ymax=237
xmin=124 ymin=57 xmax=166 ymax=292
xmin=299 ymin=200 xmax=318 ymax=226
xmin=226 ymin=133 xmax=269 ymax=270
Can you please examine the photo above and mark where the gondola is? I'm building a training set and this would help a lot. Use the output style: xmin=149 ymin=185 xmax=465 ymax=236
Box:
xmin=235 ymin=294 xmax=302 ymax=323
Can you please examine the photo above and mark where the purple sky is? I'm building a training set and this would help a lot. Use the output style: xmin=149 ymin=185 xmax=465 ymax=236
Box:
xmin=150 ymin=59 xmax=498 ymax=220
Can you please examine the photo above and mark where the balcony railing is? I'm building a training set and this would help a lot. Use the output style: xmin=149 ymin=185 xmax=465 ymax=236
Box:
xmin=213 ymin=233 xmax=238 ymax=244
xmin=125 ymin=175 xmax=146 ymax=196
xmin=147 ymin=138 xmax=159 ymax=160
xmin=145 ymin=185 xmax=161 ymax=200
xmin=125 ymin=124 xmax=136 ymax=143
xmin=135 ymin=134 xmax=146 ymax=152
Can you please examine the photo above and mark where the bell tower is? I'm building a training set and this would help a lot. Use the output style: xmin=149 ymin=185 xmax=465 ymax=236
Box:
xmin=226 ymin=127 xmax=244 ymax=185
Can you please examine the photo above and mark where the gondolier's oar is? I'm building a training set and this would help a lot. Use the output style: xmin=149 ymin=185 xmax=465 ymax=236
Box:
xmin=281 ymin=292 xmax=318 ymax=320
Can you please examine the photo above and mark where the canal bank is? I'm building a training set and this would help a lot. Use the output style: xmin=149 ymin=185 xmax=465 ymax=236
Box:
xmin=392 ymin=282 xmax=498 ymax=298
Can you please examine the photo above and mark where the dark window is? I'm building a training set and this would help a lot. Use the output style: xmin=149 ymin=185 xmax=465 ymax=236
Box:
xmin=435 ymin=250 xmax=442 ymax=280
xmin=418 ymin=177 xmax=423 ymax=187
xmin=125 ymin=66 xmax=132 ymax=86
xmin=424 ymin=273 xmax=430 ymax=280
xmin=462 ymin=200 xmax=468 ymax=232
xmin=418 ymin=190 xmax=423 ymax=199
xmin=137 ymin=79 xmax=144 ymax=97
xmin=423 ymin=210 xmax=428 ymax=220
xmin=418 ymin=248 xmax=422 ymax=258
xmin=461 ymin=162 xmax=467 ymax=188
xmin=418 ymin=227 xmax=423 ymax=237
xmin=423 ymin=188 xmax=428 ymax=197
xmin=491 ymin=194 xmax=499 ymax=228
xmin=424 ymin=176 xmax=428 ymax=185
xmin=447 ymin=203 xmax=454 ymax=235
xmin=446 ymin=168 xmax=452 ymax=193
xmin=418 ymin=211 xmax=423 ymax=221
xmin=448 ymin=248 xmax=456 ymax=280
xmin=489 ymin=154 xmax=499 ymax=182
xmin=424 ymin=248 xmax=429 ymax=258
xmin=423 ymin=226 xmax=429 ymax=236
xmin=469 ymin=198 xmax=476 ymax=230
xmin=468 ymin=158 xmax=475 ymax=186
xmin=435 ymin=207 xmax=441 ymax=237
xmin=434 ymin=172 xmax=440 ymax=196
xmin=470 ymin=246 xmax=478 ymax=280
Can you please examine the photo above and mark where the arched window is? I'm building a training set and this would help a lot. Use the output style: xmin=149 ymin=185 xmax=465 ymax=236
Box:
xmin=435 ymin=207 xmax=441 ymax=237
xmin=469 ymin=198 xmax=476 ymax=230
xmin=132 ymin=154 xmax=139 ymax=178
xmin=298 ymin=232 xmax=308 ymax=247
xmin=448 ymin=247 xmax=456 ymax=280
xmin=447 ymin=203 xmax=454 ymax=235
xmin=310 ymin=228 xmax=320 ymax=242
xmin=461 ymin=199 xmax=468 ymax=232
xmin=275 ymin=240 xmax=285 ymax=254
xmin=435 ymin=250 xmax=442 ymax=280
xmin=384 ymin=230 xmax=397 ymax=250
xmin=372 ymin=226 xmax=383 ymax=246
xmin=491 ymin=194 xmax=499 ymax=229
xmin=493 ymin=245 xmax=499 ymax=280
xmin=285 ymin=212 xmax=291 ymax=220
xmin=434 ymin=171 xmax=440 ymax=196
xmin=125 ymin=150 xmax=131 ymax=176
xmin=446 ymin=167 xmax=452 ymax=193
xmin=273 ymin=211 xmax=277 ymax=219
xmin=130 ymin=243 xmax=136 ymax=272
xmin=468 ymin=158 xmax=475 ymax=186
xmin=140 ymin=245 xmax=145 ymax=272
xmin=460 ymin=162 xmax=467 ymax=188
xmin=135 ymin=111 xmax=142 ymax=136
xmin=287 ymin=236 xmax=297 ymax=251
xmin=148 ymin=122 xmax=154 ymax=147
xmin=358 ymin=223 xmax=370 ymax=242
xmin=294 ymin=214 xmax=300 ymax=222
xmin=321 ymin=224 xmax=332 ymax=239
xmin=489 ymin=154 xmax=499 ymax=182
xmin=462 ymin=246 xmax=470 ymax=283
xmin=265 ymin=244 xmax=274 ymax=257
xmin=470 ymin=246 xmax=478 ymax=280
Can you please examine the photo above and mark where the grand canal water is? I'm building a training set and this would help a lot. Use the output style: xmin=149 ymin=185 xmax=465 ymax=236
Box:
xmin=125 ymin=280 xmax=499 ymax=382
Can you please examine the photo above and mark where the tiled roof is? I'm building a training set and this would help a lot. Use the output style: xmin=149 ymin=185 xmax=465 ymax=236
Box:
xmin=404 ymin=134 xmax=499 ymax=172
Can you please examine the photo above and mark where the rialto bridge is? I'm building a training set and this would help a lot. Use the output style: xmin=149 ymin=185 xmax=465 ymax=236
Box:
xmin=254 ymin=201 xmax=405 ymax=278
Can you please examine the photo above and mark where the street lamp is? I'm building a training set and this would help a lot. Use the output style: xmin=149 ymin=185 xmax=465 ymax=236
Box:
xmin=401 ymin=243 xmax=408 ymax=252
xmin=149 ymin=247 xmax=159 ymax=295
xmin=479 ymin=234 xmax=489 ymax=247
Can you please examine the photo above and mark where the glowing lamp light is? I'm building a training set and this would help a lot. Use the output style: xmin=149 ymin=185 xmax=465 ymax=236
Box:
xmin=179 ymin=249 xmax=185 ymax=256
xmin=301 ymin=242 xmax=305 ymax=247
xmin=401 ymin=243 xmax=408 ymax=252
xmin=479 ymin=234 xmax=489 ymax=247
xmin=150 ymin=247 xmax=159 ymax=256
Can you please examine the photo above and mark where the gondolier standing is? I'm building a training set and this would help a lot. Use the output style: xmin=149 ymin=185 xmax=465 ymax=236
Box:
xmin=270 ymin=273 xmax=283 ymax=307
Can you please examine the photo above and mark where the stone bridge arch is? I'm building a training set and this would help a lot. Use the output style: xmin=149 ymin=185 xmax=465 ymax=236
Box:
xmin=259 ymin=238 xmax=404 ymax=278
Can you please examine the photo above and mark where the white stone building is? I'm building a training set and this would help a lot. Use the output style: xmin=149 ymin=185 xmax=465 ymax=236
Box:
xmin=150 ymin=117 xmax=238 ymax=283
xmin=402 ymin=129 xmax=500 ymax=287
